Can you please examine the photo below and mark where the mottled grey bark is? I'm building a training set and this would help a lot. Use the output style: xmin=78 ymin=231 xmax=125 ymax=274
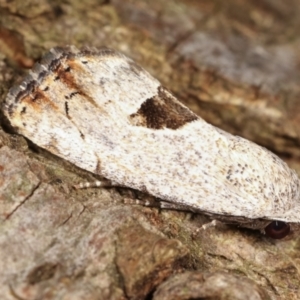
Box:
xmin=1 ymin=0 xmax=300 ymax=299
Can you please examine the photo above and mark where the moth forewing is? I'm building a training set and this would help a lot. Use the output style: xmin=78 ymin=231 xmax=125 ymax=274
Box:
xmin=3 ymin=46 xmax=300 ymax=239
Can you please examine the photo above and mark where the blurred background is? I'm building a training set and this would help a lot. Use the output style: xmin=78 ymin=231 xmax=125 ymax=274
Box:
xmin=2 ymin=0 xmax=300 ymax=167
xmin=1 ymin=1 xmax=300 ymax=299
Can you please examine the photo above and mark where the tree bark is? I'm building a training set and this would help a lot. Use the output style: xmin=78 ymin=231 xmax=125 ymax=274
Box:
xmin=1 ymin=0 xmax=300 ymax=299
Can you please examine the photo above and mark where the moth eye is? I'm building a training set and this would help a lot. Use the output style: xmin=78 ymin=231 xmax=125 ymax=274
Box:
xmin=265 ymin=221 xmax=290 ymax=239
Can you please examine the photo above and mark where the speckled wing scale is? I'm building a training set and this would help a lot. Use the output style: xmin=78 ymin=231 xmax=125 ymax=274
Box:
xmin=3 ymin=45 xmax=300 ymax=238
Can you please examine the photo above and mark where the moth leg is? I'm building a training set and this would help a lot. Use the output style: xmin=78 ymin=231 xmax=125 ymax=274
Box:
xmin=158 ymin=202 xmax=221 ymax=230
xmin=123 ymin=195 xmax=161 ymax=208
xmin=124 ymin=197 xmax=200 ymax=211
xmin=75 ymin=181 xmax=219 ymax=233
xmin=200 ymin=219 xmax=219 ymax=230
xmin=125 ymin=197 xmax=220 ymax=235
xmin=73 ymin=179 xmax=120 ymax=189
xmin=191 ymin=220 xmax=220 ymax=239
xmin=148 ymin=201 xmax=221 ymax=230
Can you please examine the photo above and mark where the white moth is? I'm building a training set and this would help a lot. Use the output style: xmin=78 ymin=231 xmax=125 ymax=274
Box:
xmin=3 ymin=46 xmax=300 ymax=238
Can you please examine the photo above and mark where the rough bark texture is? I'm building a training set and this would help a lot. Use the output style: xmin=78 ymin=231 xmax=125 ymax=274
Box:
xmin=1 ymin=0 xmax=300 ymax=299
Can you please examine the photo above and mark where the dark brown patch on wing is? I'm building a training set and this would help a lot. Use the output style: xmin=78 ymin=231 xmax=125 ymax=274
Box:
xmin=130 ymin=86 xmax=198 ymax=129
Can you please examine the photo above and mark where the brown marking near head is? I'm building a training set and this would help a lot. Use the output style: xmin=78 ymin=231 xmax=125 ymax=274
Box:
xmin=22 ymin=89 xmax=59 ymax=112
xmin=67 ymin=59 xmax=87 ymax=73
xmin=130 ymin=86 xmax=198 ymax=129
xmin=54 ymin=60 xmax=99 ymax=108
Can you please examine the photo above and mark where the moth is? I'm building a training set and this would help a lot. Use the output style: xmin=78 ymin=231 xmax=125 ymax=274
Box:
xmin=3 ymin=46 xmax=300 ymax=239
